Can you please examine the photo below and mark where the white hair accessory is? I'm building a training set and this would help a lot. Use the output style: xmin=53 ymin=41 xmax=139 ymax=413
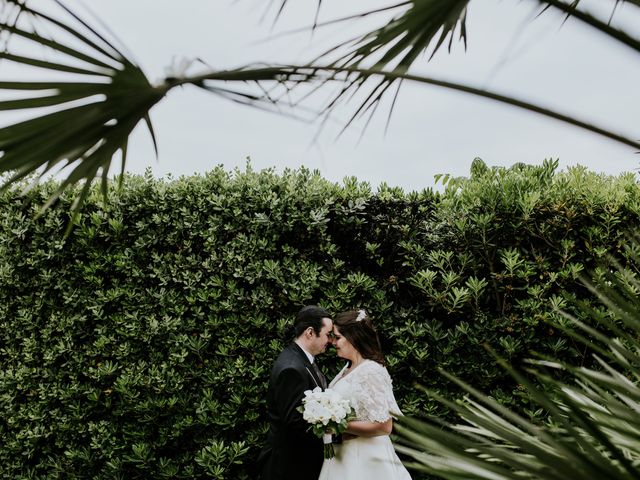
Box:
xmin=355 ymin=309 xmax=367 ymax=322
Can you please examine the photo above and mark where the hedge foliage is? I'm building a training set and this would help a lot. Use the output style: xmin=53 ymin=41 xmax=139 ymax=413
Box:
xmin=1 ymin=159 xmax=639 ymax=479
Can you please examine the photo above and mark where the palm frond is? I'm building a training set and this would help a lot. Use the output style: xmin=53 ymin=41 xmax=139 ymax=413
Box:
xmin=0 ymin=0 xmax=164 ymax=226
xmin=295 ymin=0 xmax=639 ymax=136
xmin=317 ymin=0 xmax=468 ymax=131
xmin=0 ymin=2 xmax=285 ymax=226
xmin=192 ymin=65 xmax=640 ymax=150
xmin=540 ymin=0 xmax=640 ymax=53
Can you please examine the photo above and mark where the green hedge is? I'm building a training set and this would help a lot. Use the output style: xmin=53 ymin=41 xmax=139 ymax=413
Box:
xmin=1 ymin=160 xmax=639 ymax=479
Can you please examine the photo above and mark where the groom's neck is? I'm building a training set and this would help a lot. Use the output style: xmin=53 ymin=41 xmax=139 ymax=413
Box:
xmin=294 ymin=339 xmax=315 ymax=363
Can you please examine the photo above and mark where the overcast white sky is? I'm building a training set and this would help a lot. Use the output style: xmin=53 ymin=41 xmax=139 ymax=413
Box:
xmin=9 ymin=0 xmax=640 ymax=191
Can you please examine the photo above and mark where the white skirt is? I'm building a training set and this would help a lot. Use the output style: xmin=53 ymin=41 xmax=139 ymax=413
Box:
xmin=319 ymin=435 xmax=412 ymax=480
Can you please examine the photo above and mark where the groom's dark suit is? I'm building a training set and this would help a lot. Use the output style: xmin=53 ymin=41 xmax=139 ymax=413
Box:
xmin=259 ymin=343 xmax=327 ymax=480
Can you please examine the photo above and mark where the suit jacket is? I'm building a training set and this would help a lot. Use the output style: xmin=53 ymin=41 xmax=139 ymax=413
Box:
xmin=258 ymin=343 xmax=326 ymax=480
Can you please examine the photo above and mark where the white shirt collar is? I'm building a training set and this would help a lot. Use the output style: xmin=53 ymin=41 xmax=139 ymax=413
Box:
xmin=295 ymin=341 xmax=315 ymax=364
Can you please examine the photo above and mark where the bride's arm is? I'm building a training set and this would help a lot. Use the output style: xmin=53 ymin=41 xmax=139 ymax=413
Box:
xmin=345 ymin=418 xmax=393 ymax=437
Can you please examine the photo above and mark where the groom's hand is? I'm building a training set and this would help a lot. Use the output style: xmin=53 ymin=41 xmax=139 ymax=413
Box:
xmin=341 ymin=433 xmax=357 ymax=441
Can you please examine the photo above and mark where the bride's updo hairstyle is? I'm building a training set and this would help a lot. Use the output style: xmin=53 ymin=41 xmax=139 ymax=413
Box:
xmin=333 ymin=309 xmax=385 ymax=366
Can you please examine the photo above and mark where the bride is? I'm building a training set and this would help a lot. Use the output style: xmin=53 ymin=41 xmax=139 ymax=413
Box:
xmin=319 ymin=309 xmax=412 ymax=480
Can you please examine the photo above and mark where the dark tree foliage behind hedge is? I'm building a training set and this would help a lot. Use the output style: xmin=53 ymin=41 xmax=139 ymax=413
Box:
xmin=1 ymin=160 xmax=639 ymax=479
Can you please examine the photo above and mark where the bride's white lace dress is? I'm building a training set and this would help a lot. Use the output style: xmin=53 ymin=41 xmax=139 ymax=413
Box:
xmin=318 ymin=359 xmax=412 ymax=479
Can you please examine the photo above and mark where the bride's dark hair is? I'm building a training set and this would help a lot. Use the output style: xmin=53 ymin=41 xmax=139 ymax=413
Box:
xmin=333 ymin=309 xmax=385 ymax=366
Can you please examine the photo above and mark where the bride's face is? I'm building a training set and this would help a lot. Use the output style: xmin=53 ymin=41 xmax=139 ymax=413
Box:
xmin=332 ymin=325 xmax=358 ymax=362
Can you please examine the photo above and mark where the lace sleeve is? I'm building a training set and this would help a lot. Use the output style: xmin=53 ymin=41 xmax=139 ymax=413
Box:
xmin=351 ymin=361 xmax=402 ymax=423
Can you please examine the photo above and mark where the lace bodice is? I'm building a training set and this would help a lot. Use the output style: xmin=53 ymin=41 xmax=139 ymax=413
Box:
xmin=329 ymin=359 xmax=401 ymax=423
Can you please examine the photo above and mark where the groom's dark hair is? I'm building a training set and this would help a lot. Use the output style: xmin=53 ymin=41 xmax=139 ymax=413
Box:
xmin=285 ymin=305 xmax=331 ymax=339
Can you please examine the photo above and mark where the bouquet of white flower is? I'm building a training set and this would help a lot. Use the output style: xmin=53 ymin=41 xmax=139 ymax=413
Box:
xmin=298 ymin=387 xmax=355 ymax=459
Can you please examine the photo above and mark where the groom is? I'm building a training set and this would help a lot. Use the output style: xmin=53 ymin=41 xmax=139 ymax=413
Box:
xmin=258 ymin=305 xmax=333 ymax=480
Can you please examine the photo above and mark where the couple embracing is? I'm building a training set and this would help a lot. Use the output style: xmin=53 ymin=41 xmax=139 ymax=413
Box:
xmin=258 ymin=305 xmax=412 ymax=480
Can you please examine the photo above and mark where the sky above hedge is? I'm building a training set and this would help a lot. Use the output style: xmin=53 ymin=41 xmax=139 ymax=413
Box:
xmin=9 ymin=0 xmax=640 ymax=191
